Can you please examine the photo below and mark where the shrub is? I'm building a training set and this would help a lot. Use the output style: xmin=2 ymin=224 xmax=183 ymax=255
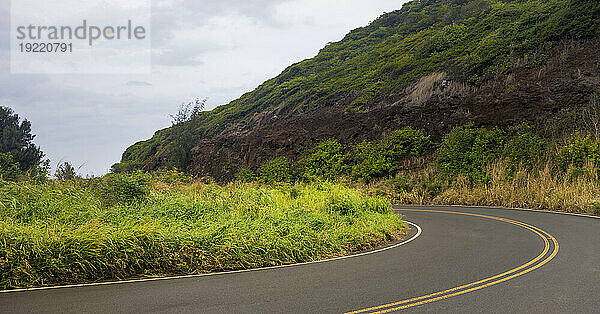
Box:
xmin=93 ymin=172 xmax=151 ymax=205
xmin=326 ymin=193 xmax=358 ymax=215
xmin=381 ymin=128 xmax=431 ymax=160
xmin=438 ymin=125 xmax=506 ymax=183
xmin=351 ymin=128 xmax=431 ymax=182
xmin=259 ymin=157 xmax=294 ymax=184
xmin=235 ymin=167 xmax=256 ymax=183
xmin=350 ymin=141 xmax=391 ymax=182
xmin=297 ymin=139 xmax=349 ymax=181
xmin=0 ymin=153 xmax=21 ymax=182
xmin=557 ymin=134 xmax=600 ymax=170
xmin=55 ymin=162 xmax=78 ymax=181
xmin=390 ymin=176 xmax=412 ymax=194
xmin=504 ymin=124 xmax=546 ymax=175
xmin=423 ymin=180 xmax=443 ymax=198
xmin=110 ymin=161 xmax=140 ymax=174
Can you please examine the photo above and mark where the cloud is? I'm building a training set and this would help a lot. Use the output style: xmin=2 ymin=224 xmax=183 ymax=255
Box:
xmin=152 ymin=47 xmax=205 ymax=67
xmin=126 ymin=81 xmax=153 ymax=86
xmin=0 ymin=4 xmax=9 ymax=50
xmin=149 ymin=0 xmax=281 ymax=67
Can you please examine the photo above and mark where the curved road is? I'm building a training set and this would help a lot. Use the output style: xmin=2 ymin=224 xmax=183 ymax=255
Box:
xmin=2 ymin=205 xmax=600 ymax=313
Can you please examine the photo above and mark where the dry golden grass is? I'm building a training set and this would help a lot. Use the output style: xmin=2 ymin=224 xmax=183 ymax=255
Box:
xmin=362 ymin=159 xmax=600 ymax=215
xmin=435 ymin=160 xmax=600 ymax=214
xmin=406 ymin=72 xmax=473 ymax=104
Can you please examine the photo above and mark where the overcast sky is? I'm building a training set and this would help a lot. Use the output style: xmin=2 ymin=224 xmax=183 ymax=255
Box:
xmin=1 ymin=0 xmax=408 ymax=176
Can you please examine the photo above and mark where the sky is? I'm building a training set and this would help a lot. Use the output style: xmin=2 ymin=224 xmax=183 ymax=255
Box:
xmin=1 ymin=0 xmax=408 ymax=176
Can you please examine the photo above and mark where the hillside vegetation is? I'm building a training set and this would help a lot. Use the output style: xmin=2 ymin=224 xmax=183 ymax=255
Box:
xmin=231 ymin=117 xmax=600 ymax=214
xmin=233 ymin=111 xmax=600 ymax=214
xmin=117 ymin=0 xmax=600 ymax=174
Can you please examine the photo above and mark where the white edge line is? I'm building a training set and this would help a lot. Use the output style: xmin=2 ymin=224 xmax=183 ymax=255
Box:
xmin=0 ymin=221 xmax=422 ymax=294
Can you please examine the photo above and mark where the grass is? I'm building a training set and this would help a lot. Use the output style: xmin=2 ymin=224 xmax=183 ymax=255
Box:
xmin=364 ymin=158 xmax=600 ymax=216
xmin=0 ymin=177 xmax=406 ymax=289
xmin=436 ymin=160 xmax=600 ymax=214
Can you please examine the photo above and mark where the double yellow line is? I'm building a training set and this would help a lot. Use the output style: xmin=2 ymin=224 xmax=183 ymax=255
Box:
xmin=345 ymin=209 xmax=559 ymax=313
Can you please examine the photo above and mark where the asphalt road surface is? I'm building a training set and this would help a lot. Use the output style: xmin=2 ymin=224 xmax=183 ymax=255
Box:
xmin=2 ymin=205 xmax=599 ymax=313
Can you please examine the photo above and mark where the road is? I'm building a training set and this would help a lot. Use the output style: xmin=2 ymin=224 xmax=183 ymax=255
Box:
xmin=2 ymin=205 xmax=599 ymax=313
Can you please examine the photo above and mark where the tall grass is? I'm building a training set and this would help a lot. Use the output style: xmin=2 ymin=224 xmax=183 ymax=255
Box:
xmin=436 ymin=160 xmax=600 ymax=214
xmin=365 ymin=159 xmax=600 ymax=215
xmin=0 ymin=179 xmax=406 ymax=289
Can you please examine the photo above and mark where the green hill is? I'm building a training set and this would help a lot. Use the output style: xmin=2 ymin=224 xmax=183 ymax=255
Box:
xmin=116 ymin=0 xmax=600 ymax=178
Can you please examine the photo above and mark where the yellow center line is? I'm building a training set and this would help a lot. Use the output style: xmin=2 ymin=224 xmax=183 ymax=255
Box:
xmin=345 ymin=209 xmax=559 ymax=314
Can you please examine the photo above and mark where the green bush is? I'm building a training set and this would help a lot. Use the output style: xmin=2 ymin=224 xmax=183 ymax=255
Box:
xmin=110 ymin=161 xmax=141 ymax=174
xmin=438 ymin=125 xmax=506 ymax=183
xmin=351 ymin=128 xmax=431 ymax=182
xmin=55 ymin=162 xmax=78 ymax=181
xmin=0 ymin=153 xmax=21 ymax=182
xmin=350 ymin=141 xmax=391 ymax=182
xmin=390 ymin=176 xmax=412 ymax=194
xmin=504 ymin=124 xmax=547 ymax=175
xmin=557 ymin=134 xmax=600 ymax=170
xmin=326 ymin=193 xmax=358 ymax=215
xmin=381 ymin=128 xmax=431 ymax=160
xmin=235 ymin=167 xmax=256 ymax=183
xmin=246 ymin=128 xmax=433 ymax=184
xmin=259 ymin=157 xmax=294 ymax=184
xmin=297 ymin=139 xmax=349 ymax=181
xmin=93 ymin=171 xmax=151 ymax=205
xmin=423 ymin=180 xmax=443 ymax=198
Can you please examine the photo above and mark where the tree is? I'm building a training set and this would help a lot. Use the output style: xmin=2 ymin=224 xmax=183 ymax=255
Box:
xmin=168 ymin=98 xmax=208 ymax=170
xmin=0 ymin=106 xmax=44 ymax=171
xmin=55 ymin=161 xmax=78 ymax=181
xmin=170 ymin=98 xmax=207 ymax=126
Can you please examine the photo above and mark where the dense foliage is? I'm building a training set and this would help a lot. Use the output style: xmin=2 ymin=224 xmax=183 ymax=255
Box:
xmin=259 ymin=157 xmax=295 ymax=184
xmin=0 ymin=153 xmax=21 ymax=182
xmin=117 ymin=0 xmax=600 ymax=172
xmin=55 ymin=162 xmax=78 ymax=181
xmin=350 ymin=129 xmax=432 ymax=181
xmin=240 ymin=127 xmax=431 ymax=183
xmin=438 ymin=125 xmax=505 ymax=182
xmin=437 ymin=124 xmax=548 ymax=182
xmin=297 ymin=139 xmax=349 ymax=181
xmin=246 ymin=123 xmax=553 ymax=186
xmin=361 ymin=127 xmax=600 ymax=215
xmin=557 ymin=134 xmax=600 ymax=170
xmin=0 ymin=173 xmax=405 ymax=289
